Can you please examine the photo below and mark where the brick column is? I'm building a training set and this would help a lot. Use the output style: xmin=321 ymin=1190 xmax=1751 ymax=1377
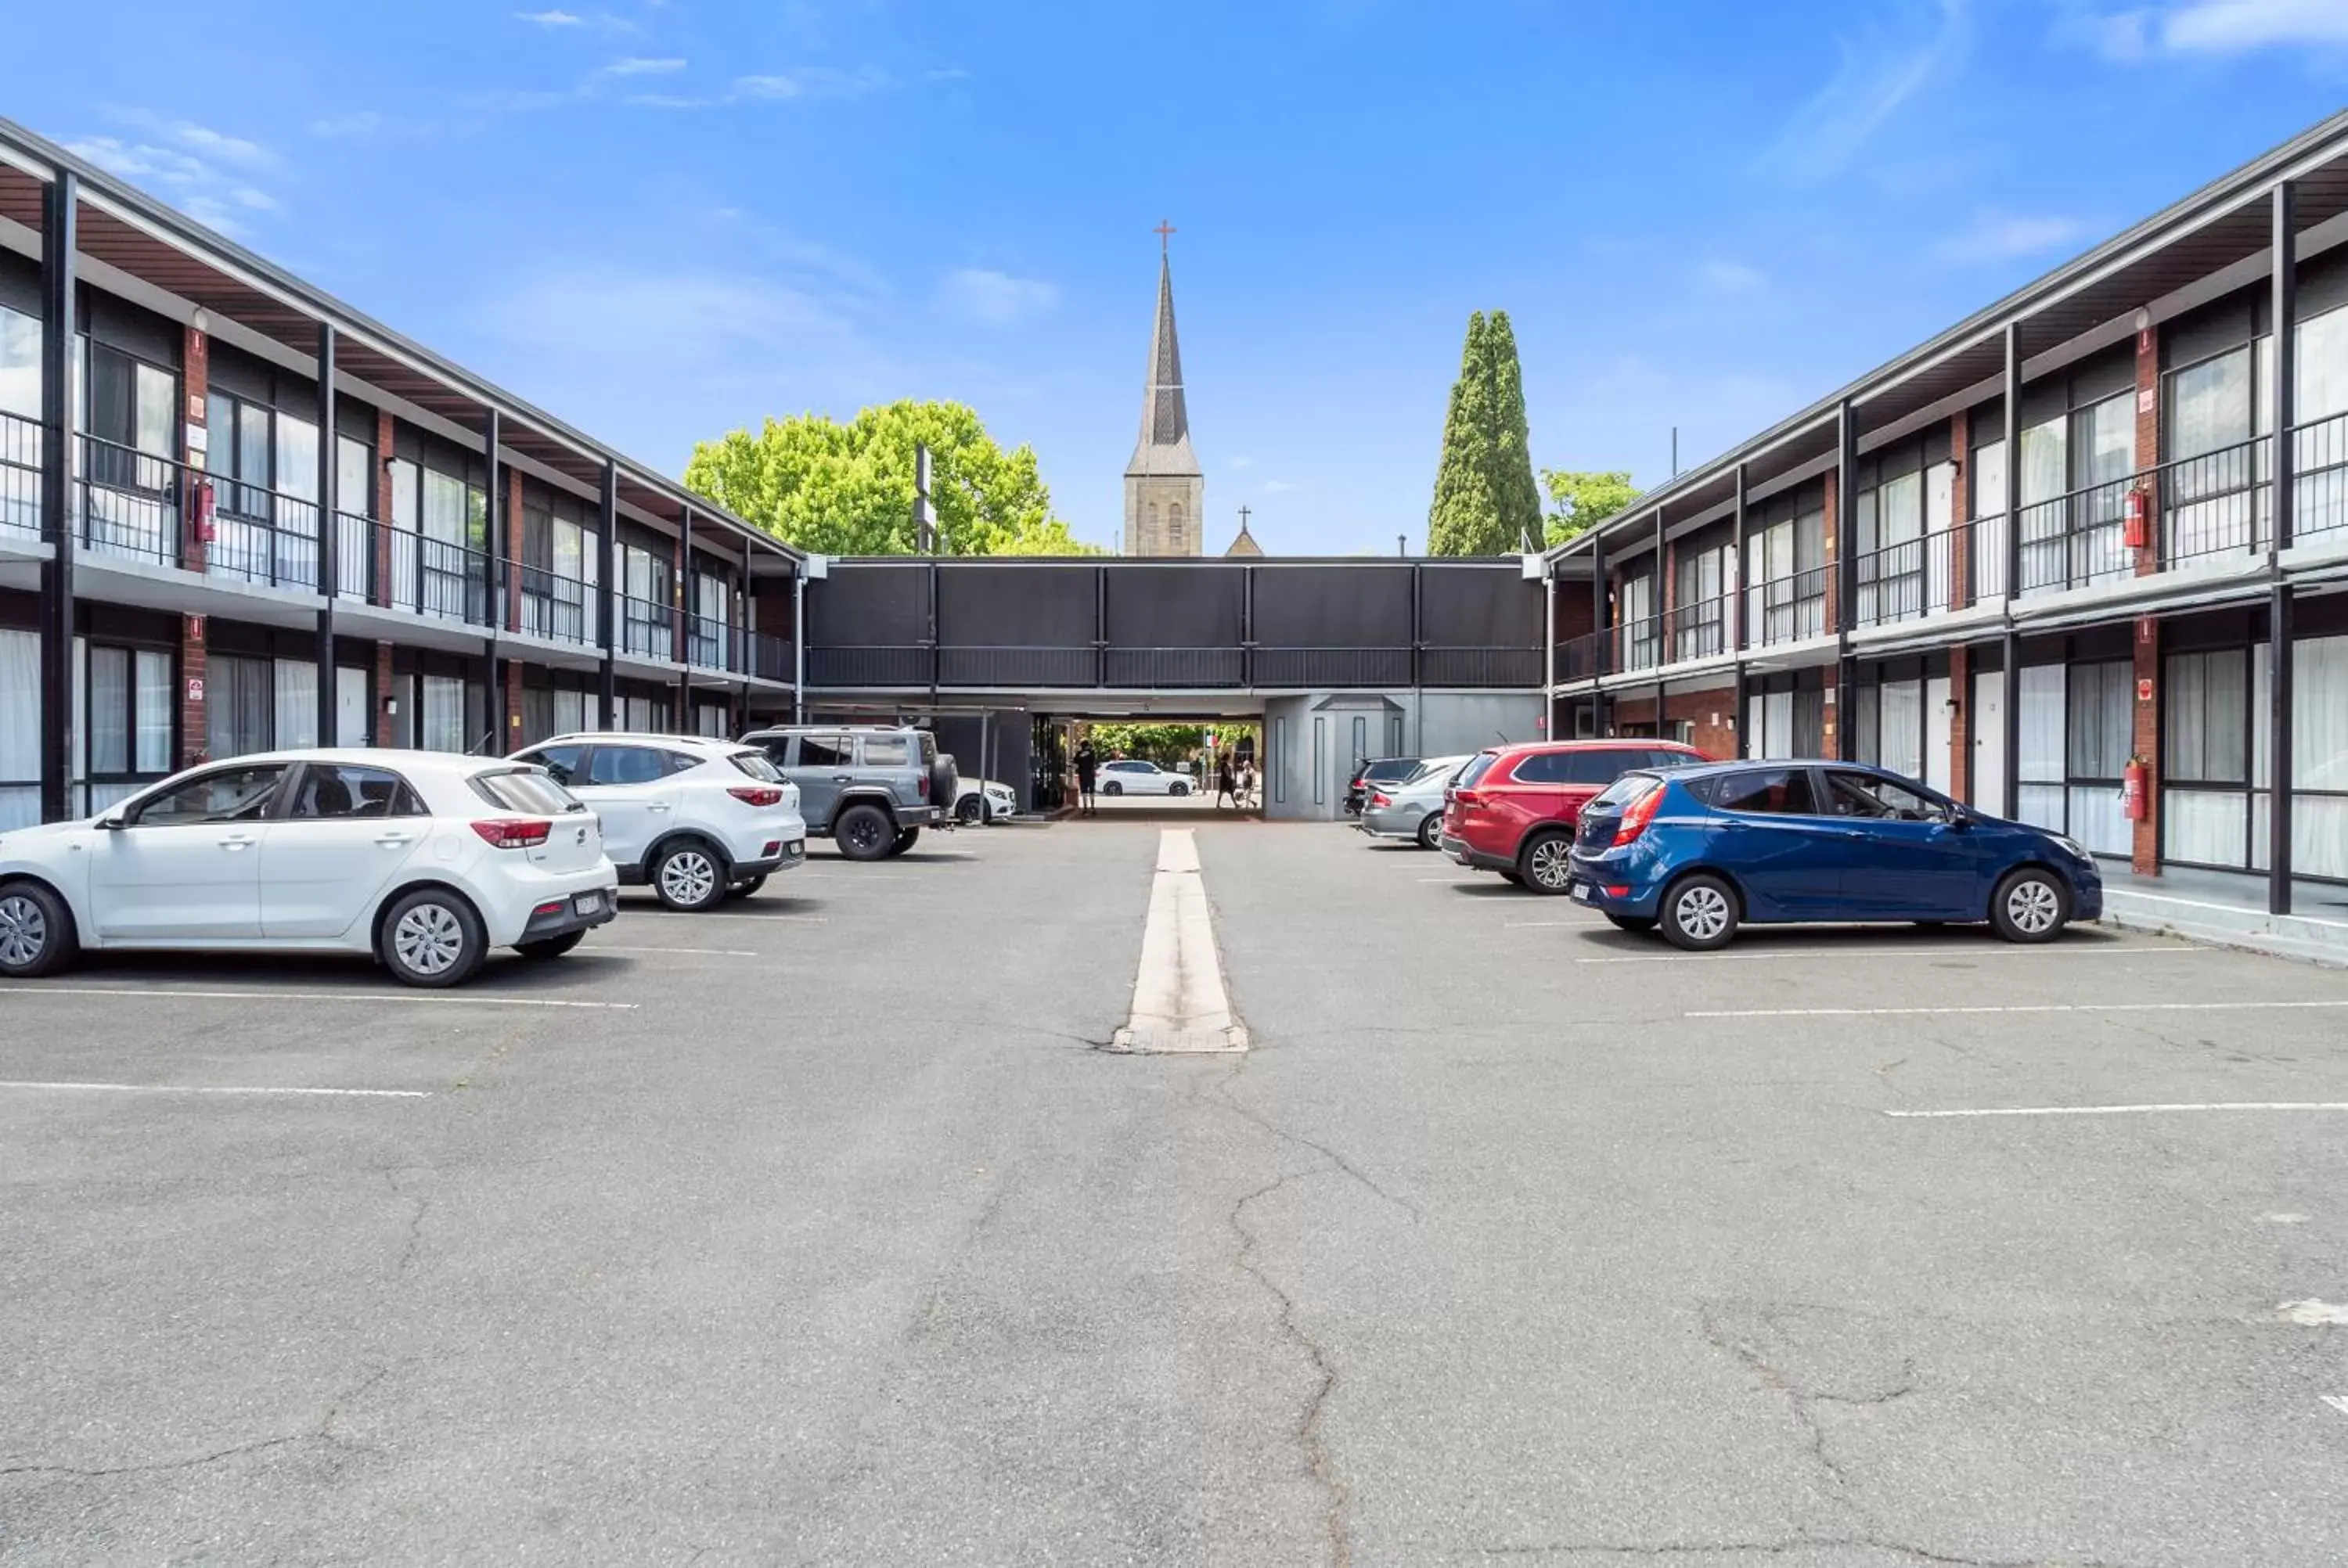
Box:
xmin=374 ymin=642 xmax=395 ymax=746
xmin=2132 ymin=613 xmax=2160 ymax=874
xmin=504 ymin=658 xmax=524 ymax=748
xmin=1821 ymin=674 xmax=1841 ymax=761
xmin=373 ymin=410 xmax=394 ymax=607
xmin=2134 ymin=318 xmax=2161 ymax=577
xmin=1949 ymin=410 xmax=1972 ymax=610
xmin=180 ymin=613 xmax=208 ymax=764
xmin=1947 ymin=644 xmax=1971 ymax=803
xmin=182 ymin=325 xmax=209 ymax=573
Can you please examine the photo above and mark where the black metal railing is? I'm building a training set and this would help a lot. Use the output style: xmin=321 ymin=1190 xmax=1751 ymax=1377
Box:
xmin=687 ymin=611 xmax=731 ymax=671
xmin=1747 ymin=564 xmax=1829 ymax=647
xmin=207 ymin=483 xmax=322 ymax=591
xmin=808 ymin=645 xmax=932 ymax=686
xmin=1 ymin=408 xmax=39 ymax=541
xmin=938 ymin=645 xmax=1095 ymax=686
xmin=510 ymin=559 xmax=597 ymax=646
xmin=375 ymin=520 xmax=495 ymax=626
xmin=1251 ymin=647 xmax=1413 ymax=687
xmin=2017 ymin=470 xmax=2135 ymax=595
xmin=335 ymin=510 xmax=372 ymax=600
xmin=2291 ymin=408 xmax=2348 ymax=541
xmin=1421 ymin=646 xmax=1543 ymax=685
xmin=2160 ymin=430 xmax=2268 ymax=569
xmin=78 ymin=433 xmax=185 ymax=566
xmin=1613 ymin=610 xmax=1662 ymax=674
xmin=619 ymin=592 xmax=675 ymax=661
xmin=1107 ymin=646 xmax=1244 ymax=687
xmin=1665 ymin=592 xmax=1732 ymax=662
xmin=1554 ymin=629 xmax=1605 ymax=684
xmin=748 ymin=631 xmax=793 ymax=683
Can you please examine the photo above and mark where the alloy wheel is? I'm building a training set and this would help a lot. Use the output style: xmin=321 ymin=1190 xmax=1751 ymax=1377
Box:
xmin=0 ymin=894 xmax=48 ymax=969
xmin=1674 ymin=883 xmax=1731 ymax=943
xmin=2006 ymin=878 xmax=2061 ymax=936
xmin=394 ymin=903 xmax=465 ymax=977
xmin=1527 ymin=839 xmax=1572 ymax=889
xmin=661 ymin=849 xmax=718 ymax=908
xmin=844 ymin=815 xmax=884 ymax=854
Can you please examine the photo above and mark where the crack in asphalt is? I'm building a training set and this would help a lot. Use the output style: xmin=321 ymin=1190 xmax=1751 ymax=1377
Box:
xmin=0 ymin=1362 xmax=398 ymax=1485
xmin=1227 ymin=1161 xmax=1351 ymax=1568
xmin=1697 ymin=1301 xmax=1914 ymax=1523
xmin=1439 ymin=1534 xmax=2143 ymax=1564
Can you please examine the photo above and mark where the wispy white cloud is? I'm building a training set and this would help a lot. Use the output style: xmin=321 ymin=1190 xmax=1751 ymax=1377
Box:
xmin=170 ymin=123 xmax=277 ymax=169
xmin=2058 ymin=0 xmax=2348 ymax=58
xmin=599 ymin=56 xmax=687 ymax=77
xmin=1259 ymin=479 xmax=1305 ymax=496
xmin=1761 ymin=0 xmax=1969 ymax=182
xmin=733 ymin=67 xmax=894 ymax=100
xmin=308 ymin=110 xmax=439 ymax=139
xmin=66 ymin=126 xmax=288 ymax=238
xmin=1227 ymin=455 xmax=1255 ymax=469
xmin=517 ymin=7 xmax=584 ymax=24
xmin=1936 ymin=210 xmax=2097 ymax=264
xmin=936 ymin=268 xmax=1059 ymax=325
xmin=1696 ymin=258 xmax=1766 ymax=295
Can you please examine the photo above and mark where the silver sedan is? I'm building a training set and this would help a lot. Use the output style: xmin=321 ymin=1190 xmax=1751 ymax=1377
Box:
xmin=1357 ymin=755 xmax=1471 ymax=849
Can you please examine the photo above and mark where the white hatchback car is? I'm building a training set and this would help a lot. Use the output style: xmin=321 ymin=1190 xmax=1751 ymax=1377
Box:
xmin=1097 ymin=759 xmax=1191 ymax=797
xmin=0 ymin=749 xmax=618 ymax=987
xmin=509 ymin=733 xmax=807 ymax=912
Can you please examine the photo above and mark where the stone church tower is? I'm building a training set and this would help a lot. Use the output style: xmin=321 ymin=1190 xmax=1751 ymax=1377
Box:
xmin=1123 ymin=243 xmax=1204 ymax=556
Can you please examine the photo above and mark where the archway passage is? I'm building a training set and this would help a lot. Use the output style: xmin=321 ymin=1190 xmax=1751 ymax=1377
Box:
xmin=1048 ymin=711 xmax=1265 ymax=820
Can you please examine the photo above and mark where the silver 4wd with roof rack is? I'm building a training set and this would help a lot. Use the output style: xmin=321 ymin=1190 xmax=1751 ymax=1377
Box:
xmin=739 ymin=725 xmax=957 ymax=862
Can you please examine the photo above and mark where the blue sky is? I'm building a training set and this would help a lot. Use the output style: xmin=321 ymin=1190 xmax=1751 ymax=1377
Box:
xmin=12 ymin=1 xmax=2348 ymax=553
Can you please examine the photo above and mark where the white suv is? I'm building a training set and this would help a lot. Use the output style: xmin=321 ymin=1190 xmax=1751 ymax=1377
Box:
xmin=510 ymin=733 xmax=807 ymax=912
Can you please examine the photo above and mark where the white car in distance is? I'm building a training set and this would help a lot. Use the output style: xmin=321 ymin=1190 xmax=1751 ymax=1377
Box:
xmin=509 ymin=733 xmax=807 ymax=911
xmin=0 ymin=749 xmax=618 ymax=987
xmin=954 ymin=778 xmax=1019 ymax=824
xmin=1097 ymin=759 xmax=1191 ymax=797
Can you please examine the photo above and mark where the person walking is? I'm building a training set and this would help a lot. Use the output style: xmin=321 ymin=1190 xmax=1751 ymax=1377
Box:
xmin=1215 ymin=754 xmax=1237 ymax=810
xmin=1075 ymin=739 xmax=1099 ymax=816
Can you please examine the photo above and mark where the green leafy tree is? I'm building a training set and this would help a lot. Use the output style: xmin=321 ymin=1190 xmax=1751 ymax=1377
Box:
xmin=1427 ymin=310 xmax=1543 ymax=556
xmin=683 ymin=399 xmax=1102 ymax=556
xmin=1540 ymin=469 xmax=1639 ymax=547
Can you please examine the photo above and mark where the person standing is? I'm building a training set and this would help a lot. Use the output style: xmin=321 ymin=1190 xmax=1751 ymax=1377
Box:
xmin=1075 ymin=739 xmax=1099 ymax=816
xmin=1215 ymin=754 xmax=1237 ymax=810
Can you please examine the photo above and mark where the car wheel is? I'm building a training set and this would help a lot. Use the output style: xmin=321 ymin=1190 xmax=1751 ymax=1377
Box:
xmin=956 ymin=796 xmax=984 ymax=825
xmin=1169 ymin=782 xmax=1189 ymax=797
xmin=0 ymin=881 xmax=77 ymax=979
xmin=1518 ymin=831 xmax=1575 ymax=895
xmin=651 ymin=840 xmax=728 ymax=912
xmin=1103 ymin=781 xmax=1123 ymax=797
xmin=1990 ymin=868 xmax=2069 ymax=944
xmin=726 ymin=874 xmax=768 ymax=900
xmin=1604 ymin=913 xmax=1658 ymax=933
xmin=1416 ymin=814 xmax=1442 ymax=851
xmin=1659 ymin=874 xmax=1738 ymax=951
xmin=516 ymin=931 xmax=585 ymax=961
xmin=834 ymin=804 xmax=895 ymax=861
xmin=885 ymin=827 xmax=921 ymax=857
xmin=380 ymin=888 xmax=487 ymax=988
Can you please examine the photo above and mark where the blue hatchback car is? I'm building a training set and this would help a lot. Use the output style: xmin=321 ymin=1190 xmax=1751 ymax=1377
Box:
xmin=1565 ymin=760 xmax=2104 ymax=951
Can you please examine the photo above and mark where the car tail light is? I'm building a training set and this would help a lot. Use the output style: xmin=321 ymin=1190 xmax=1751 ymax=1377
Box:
xmin=1370 ymin=791 xmax=1392 ymax=808
xmin=1453 ymin=789 xmax=1485 ymax=807
xmin=531 ymin=899 xmax=567 ymax=919
xmin=472 ymin=818 xmax=553 ymax=850
xmin=728 ymin=786 xmax=784 ymax=807
xmin=1612 ymin=786 xmax=1664 ymax=846
xmin=918 ymin=774 xmax=930 ymax=799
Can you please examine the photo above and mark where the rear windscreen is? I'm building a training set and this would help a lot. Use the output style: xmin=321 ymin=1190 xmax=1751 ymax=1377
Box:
xmin=1587 ymin=771 xmax=1660 ymax=811
xmin=1453 ymin=753 xmax=1500 ymax=789
xmin=728 ymin=750 xmax=783 ymax=782
xmin=470 ymin=768 xmax=582 ymax=815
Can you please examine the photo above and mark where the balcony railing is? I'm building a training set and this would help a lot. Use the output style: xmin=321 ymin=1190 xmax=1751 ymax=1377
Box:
xmin=2299 ymin=408 xmax=2348 ymax=541
xmin=687 ymin=611 xmax=731 ymax=671
xmin=618 ymin=592 xmax=675 ymax=661
xmin=747 ymin=631 xmax=793 ymax=683
xmin=79 ymin=433 xmax=184 ymax=566
xmin=1107 ymin=646 xmax=1244 ymax=687
xmin=808 ymin=645 xmax=932 ymax=686
xmin=1748 ymin=565 xmax=1829 ymax=648
xmin=1252 ymin=647 xmax=1413 ymax=687
xmin=510 ymin=558 xmax=598 ymax=646
xmin=207 ymin=477 xmax=321 ymax=591
xmin=1665 ymin=592 xmax=1732 ymax=663
xmin=1613 ymin=610 xmax=1662 ymax=674
xmin=2 ymin=408 xmax=39 ymax=541
xmin=938 ymin=645 xmax=1095 ymax=686
xmin=1554 ymin=629 xmax=1605 ymax=685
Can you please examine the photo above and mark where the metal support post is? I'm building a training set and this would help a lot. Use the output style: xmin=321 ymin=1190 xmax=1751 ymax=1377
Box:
xmin=315 ymin=320 xmax=339 ymax=745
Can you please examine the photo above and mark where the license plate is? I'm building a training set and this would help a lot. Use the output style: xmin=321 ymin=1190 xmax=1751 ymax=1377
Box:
xmin=1570 ymin=883 xmax=1592 ymax=903
xmin=573 ymin=892 xmax=604 ymax=915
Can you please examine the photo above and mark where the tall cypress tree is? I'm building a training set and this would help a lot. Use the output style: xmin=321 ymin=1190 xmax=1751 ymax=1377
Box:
xmin=1426 ymin=310 xmax=1543 ymax=556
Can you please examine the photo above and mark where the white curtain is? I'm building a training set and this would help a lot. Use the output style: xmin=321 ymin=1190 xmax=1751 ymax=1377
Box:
xmin=2296 ymin=635 xmax=2348 ymax=880
xmin=1764 ymin=692 xmax=1793 ymax=760
xmin=88 ymin=646 xmax=129 ymax=775
xmin=2069 ymin=786 xmax=2128 ymax=854
xmin=422 ymin=675 xmax=466 ymax=753
xmin=554 ymin=689 xmax=585 ymax=735
xmin=2018 ymin=665 xmax=2065 ymax=785
xmin=2165 ymin=788 xmax=2247 ymax=869
xmin=1881 ymin=680 xmax=1924 ymax=781
xmin=136 ymin=649 xmax=172 ymax=771
xmin=0 ymin=628 xmax=37 ymax=828
xmin=275 ymin=659 xmax=319 ymax=750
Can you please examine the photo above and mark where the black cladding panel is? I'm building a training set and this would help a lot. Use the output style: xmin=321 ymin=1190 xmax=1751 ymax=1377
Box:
xmin=937 ymin=563 xmax=1096 ymax=646
xmin=1418 ymin=564 xmax=1542 ymax=647
xmin=808 ymin=563 xmax=930 ymax=646
xmin=1104 ymin=564 xmax=1244 ymax=647
xmin=1251 ymin=565 xmax=1413 ymax=647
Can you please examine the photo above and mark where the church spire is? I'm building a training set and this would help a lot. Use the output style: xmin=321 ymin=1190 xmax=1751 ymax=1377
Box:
xmin=1126 ymin=236 xmax=1200 ymax=479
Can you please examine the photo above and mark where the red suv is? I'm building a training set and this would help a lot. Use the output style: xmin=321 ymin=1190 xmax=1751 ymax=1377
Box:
xmin=1440 ymin=739 xmax=1707 ymax=893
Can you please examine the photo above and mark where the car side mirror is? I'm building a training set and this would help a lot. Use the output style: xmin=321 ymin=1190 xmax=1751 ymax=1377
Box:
xmin=1946 ymin=807 xmax=1974 ymax=830
xmin=95 ymin=815 xmax=125 ymax=832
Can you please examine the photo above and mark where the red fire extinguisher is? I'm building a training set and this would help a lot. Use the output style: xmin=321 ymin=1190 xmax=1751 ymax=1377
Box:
xmin=2123 ymin=487 xmax=2149 ymax=550
xmin=2121 ymin=757 xmax=2149 ymax=822
xmin=190 ymin=476 xmax=215 ymax=544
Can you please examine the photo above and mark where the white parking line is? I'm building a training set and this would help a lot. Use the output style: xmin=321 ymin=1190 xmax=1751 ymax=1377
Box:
xmin=2322 ymin=1396 xmax=2348 ymax=1419
xmin=1689 ymin=1001 xmax=2348 ymax=1019
xmin=0 ymin=1080 xmax=430 ymax=1099
xmin=0 ymin=986 xmax=637 ymax=1010
xmin=584 ymin=944 xmax=759 ymax=958
xmin=1561 ymin=944 xmax=2191 ymax=962
xmin=1885 ymin=1102 xmax=2348 ymax=1118
xmin=1107 ymin=829 xmax=1247 ymax=1054
xmin=628 ymin=912 xmax=828 ymax=923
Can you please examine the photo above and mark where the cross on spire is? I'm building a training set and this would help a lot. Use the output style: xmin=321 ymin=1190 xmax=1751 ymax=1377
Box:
xmin=1154 ymin=218 xmax=1176 ymax=253
xmin=1237 ymin=505 xmax=1250 ymax=528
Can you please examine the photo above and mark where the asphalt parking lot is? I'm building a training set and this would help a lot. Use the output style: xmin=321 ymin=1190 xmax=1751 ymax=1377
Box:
xmin=5 ymin=821 xmax=2348 ymax=1566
